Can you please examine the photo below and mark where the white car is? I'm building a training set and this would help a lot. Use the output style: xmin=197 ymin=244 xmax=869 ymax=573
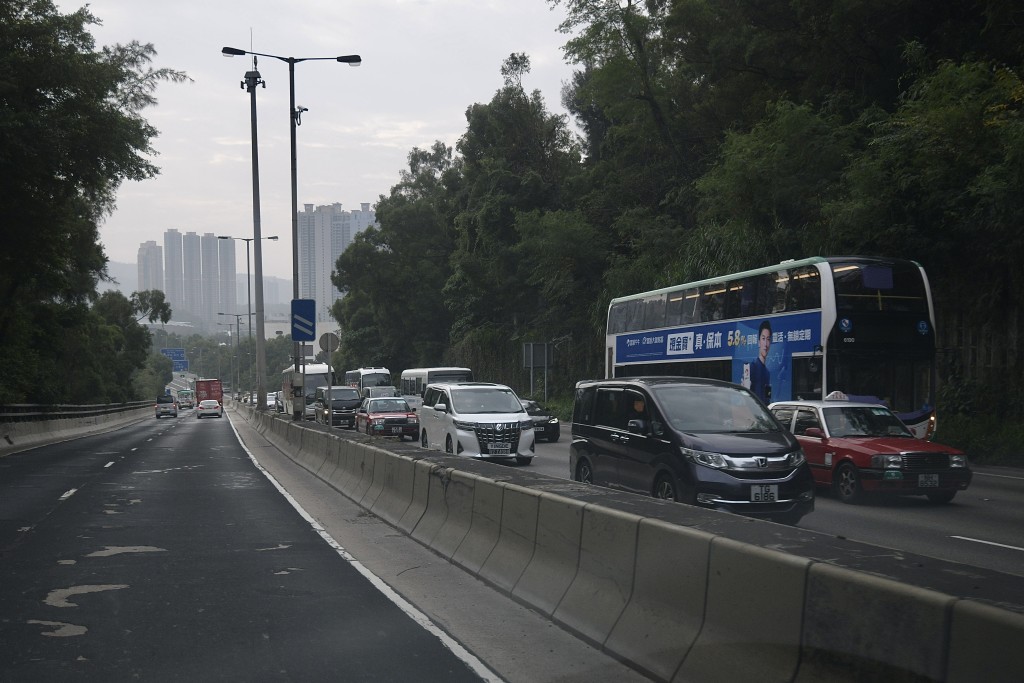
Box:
xmin=418 ymin=382 xmax=535 ymax=465
xmin=196 ymin=400 xmax=223 ymax=419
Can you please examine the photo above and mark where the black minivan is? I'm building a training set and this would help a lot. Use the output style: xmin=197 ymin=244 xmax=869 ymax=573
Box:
xmin=570 ymin=377 xmax=814 ymax=525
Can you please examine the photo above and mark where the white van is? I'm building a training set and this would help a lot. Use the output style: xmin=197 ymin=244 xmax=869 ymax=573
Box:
xmin=418 ymin=381 xmax=534 ymax=465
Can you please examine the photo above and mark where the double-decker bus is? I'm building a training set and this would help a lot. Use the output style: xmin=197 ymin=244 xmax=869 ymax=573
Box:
xmin=343 ymin=367 xmax=392 ymax=392
xmin=606 ymin=256 xmax=937 ymax=438
xmin=282 ymin=363 xmax=335 ymax=419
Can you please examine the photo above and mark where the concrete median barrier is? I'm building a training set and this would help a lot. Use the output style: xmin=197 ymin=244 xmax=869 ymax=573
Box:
xmin=553 ymin=505 xmax=640 ymax=646
xmin=604 ymin=518 xmax=715 ymax=682
xmin=675 ymin=536 xmax=808 ymax=683
xmin=796 ymin=561 xmax=954 ymax=682
xmin=478 ymin=484 xmax=540 ymax=592
xmin=238 ymin=411 xmax=1024 ymax=683
xmin=512 ymin=492 xmax=585 ymax=617
xmin=451 ymin=475 xmax=504 ymax=574
xmin=946 ymin=599 xmax=1024 ymax=683
xmin=367 ymin=452 xmax=416 ymax=526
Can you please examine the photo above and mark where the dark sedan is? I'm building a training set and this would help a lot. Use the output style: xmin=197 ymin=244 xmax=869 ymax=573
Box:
xmin=521 ymin=399 xmax=560 ymax=443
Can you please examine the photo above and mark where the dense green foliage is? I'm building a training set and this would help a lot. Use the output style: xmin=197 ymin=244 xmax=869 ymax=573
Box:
xmin=330 ymin=1 xmax=1024 ymax=460
xmin=0 ymin=0 xmax=186 ymax=404
xmin=4 ymin=1 xmax=1023 ymax=462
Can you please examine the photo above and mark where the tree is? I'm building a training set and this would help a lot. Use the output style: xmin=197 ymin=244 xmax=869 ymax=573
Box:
xmin=131 ymin=290 xmax=173 ymax=324
xmin=0 ymin=0 xmax=187 ymax=403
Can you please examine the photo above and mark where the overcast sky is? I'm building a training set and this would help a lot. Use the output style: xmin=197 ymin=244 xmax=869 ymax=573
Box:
xmin=53 ymin=0 xmax=578 ymax=281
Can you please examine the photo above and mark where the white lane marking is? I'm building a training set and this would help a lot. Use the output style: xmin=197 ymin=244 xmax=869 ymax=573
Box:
xmin=104 ymin=462 xmax=115 ymax=468
xmin=85 ymin=546 xmax=166 ymax=558
xmin=59 ymin=489 xmax=77 ymax=501
xmin=28 ymin=620 xmax=88 ymax=637
xmin=44 ymin=584 xmax=129 ymax=608
xmin=227 ymin=420 xmax=503 ymax=683
xmin=974 ymin=471 xmax=1024 ymax=481
xmin=951 ymin=536 xmax=1024 ymax=552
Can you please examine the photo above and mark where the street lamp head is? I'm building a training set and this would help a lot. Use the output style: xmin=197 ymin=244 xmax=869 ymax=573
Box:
xmin=268 ymin=236 xmax=279 ymax=241
xmin=222 ymin=46 xmax=246 ymax=56
xmin=337 ymin=55 xmax=361 ymax=66
xmin=217 ymin=235 xmax=231 ymax=240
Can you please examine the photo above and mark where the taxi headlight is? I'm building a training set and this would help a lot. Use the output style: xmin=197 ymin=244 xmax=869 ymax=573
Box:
xmin=950 ymin=454 xmax=966 ymax=468
xmin=871 ymin=454 xmax=903 ymax=469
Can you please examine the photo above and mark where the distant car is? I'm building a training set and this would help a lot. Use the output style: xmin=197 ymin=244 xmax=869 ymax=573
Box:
xmin=155 ymin=395 xmax=178 ymax=419
xmin=313 ymin=386 xmax=362 ymax=428
xmin=265 ymin=393 xmax=276 ymax=409
xmin=520 ymin=399 xmax=560 ymax=443
xmin=274 ymin=391 xmax=284 ymax=413
xmin=356 ymin=397 xmax=420 ymax=440
xmin=769 ymin=399 xmax=972 ymax=504
xmin=196 ymin=399 xmax=223 ymax=419
xmin=361 ymin=385 xmax=399 ymax=399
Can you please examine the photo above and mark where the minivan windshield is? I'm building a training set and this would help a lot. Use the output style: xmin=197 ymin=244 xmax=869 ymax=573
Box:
xmin=652 ymin=384 xmax=780 ymax=434
xmin=451 ymin=388 xmax=524 ymax=414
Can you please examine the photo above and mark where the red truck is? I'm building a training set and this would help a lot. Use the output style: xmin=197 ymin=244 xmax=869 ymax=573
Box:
xmin=194 ymin=378 xmax=224 ymax=404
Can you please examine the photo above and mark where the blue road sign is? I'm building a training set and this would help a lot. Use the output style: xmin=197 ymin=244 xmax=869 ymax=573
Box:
xmin=291 ymin=299 xmax=316 ymax=342
xmin=172 ymin=360 xmax=189 ymax=372
xmin=160 ymin=348 xmax=187 ymax=362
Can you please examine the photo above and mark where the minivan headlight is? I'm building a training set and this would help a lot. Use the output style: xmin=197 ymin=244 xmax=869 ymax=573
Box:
xmin=453 ymin=419 xmax=477 ymax=430
xmin=950 ymin=454 xmax=966 ymax=468
xmin=681 ymin=447 xmax=729 ymax=469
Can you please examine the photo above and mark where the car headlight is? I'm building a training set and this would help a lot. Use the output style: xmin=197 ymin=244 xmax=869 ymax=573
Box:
xmin=453 ymin=420 xmax=476 ymax=430
xmin=788 ymin=449 xmax=806 ymax=467
xmin=408 ymin=416 xmax=419 ymax=424
xmin=371 ymin=418 xmax=385 ymax=425
xmin=870 ymin=454 xmax=903 ymax=469
xmin=681 ymin=447 xmax=729 ymax=469
xmin=548 ymin=417 xmax=559 ymax=424
xmin=950 ymin=454 xmax=967 ymax=468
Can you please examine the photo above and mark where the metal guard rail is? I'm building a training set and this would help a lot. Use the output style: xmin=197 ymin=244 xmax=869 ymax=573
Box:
xmin=0 ymin=401 xmax=153 ymax=422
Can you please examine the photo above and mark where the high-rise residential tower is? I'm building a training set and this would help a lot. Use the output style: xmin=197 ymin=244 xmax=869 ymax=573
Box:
xmin=297 ymin=202 xmax=377 ymax=321
xmin=137 ymin=241 xmax=163 ymax=293
xmin=163 ymin=229 xmax=184 ymax=311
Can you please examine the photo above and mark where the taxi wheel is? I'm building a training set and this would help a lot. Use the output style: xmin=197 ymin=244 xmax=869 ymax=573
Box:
xmin=834 ymin=462 xmax=863 ymax=504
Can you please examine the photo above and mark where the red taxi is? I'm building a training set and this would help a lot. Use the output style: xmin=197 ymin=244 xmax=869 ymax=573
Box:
xmin=355 ymin=397 xmax=419 ymax=441
xmin=769 ymin=399 xmax=971 ymax=504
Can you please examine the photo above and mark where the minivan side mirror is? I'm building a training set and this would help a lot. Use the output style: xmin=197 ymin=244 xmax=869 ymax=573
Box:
xmin=803 ymin=427 xmax=825 ymax=438
xmin=434 ymin=402 xmax=448 ymax=413
xmin=627 ymin=419 xmax=646 ymax=434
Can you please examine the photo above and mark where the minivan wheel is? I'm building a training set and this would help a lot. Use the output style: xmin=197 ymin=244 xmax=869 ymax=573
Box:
xmin=420 ymin=430 xmax=429 ymax=448
xmin=445 ymin=435 xmax=454 ymax=454
xmin=575 ymin=458 xmax=594 ymax=484
xmin=834 ymin=462 xmax=863 ymax=503
xmin=653 ymin=473 xmax=679 ymax=502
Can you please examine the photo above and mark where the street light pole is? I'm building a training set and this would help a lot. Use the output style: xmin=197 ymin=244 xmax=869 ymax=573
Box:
xmin=219 ymin=235 xmax=277 ymax=407
xmin=218 ymin=312 xmax=248 ymax=400
xmin=222 ymin=45 xmax=361 ymax=420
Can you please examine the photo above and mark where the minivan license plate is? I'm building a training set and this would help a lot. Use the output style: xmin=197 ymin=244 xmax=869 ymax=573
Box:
xmin=918 ymin=474 xmax=939 ymax=487
xmin=750 ymin=484 xmax=778 ymax=502
xmin=488 ymin=443 xmax=510 ymax=455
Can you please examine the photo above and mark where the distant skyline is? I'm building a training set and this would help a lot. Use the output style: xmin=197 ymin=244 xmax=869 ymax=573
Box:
xmin=53 ymin=0 xmax=578 ymax=281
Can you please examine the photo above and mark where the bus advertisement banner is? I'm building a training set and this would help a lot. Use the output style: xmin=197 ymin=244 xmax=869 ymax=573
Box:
xmin=614 ymin=311 xmax=822 ymax=403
